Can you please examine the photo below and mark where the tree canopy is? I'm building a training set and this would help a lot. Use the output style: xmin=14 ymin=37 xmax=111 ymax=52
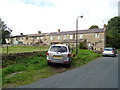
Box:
xmin=107 ymin=16 xmax=120 ymax=33
xmin=0 ymin=18 xmax=12 ymax=44
xmin=106 ymin=16 xmax=120 ymax=49
xmin=89 ymin=25 xmax=99 ymax=29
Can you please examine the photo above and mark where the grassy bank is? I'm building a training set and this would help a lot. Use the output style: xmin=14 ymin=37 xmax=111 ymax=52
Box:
xmin=1 ymin=46 xmax=49 ymax=53
xmin=1 ymin=49 xmax=101 ymax=88
xmin=72 ymin=49 xmax=101 ymax=67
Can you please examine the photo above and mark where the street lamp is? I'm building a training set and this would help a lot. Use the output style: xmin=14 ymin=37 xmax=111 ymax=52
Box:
xmin=76 ymin=15 xmax=83 ymax=54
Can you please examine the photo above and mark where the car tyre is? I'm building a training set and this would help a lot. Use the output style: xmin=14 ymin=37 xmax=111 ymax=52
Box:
xmin=47 ymin=61 xmax=51 ymax=66
xmin=66 ymin=62 xmax=71 ymax=67
xmin=114 ymin=54 xmax=116 ymax=57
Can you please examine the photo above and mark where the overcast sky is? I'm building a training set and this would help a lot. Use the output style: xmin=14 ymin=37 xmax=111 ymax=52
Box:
xmin=0 ymin=0 xmax=119 ymax=35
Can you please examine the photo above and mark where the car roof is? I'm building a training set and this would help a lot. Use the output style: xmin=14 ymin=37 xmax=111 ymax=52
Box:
xmin=104 ymin=47 xmax=114 ymax=49
xmin=51 ymin=44 xmax=68 ymax=47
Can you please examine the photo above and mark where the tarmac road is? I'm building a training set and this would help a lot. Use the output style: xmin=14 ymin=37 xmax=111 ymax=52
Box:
xmin=18 ymin=54 xmax=118 ymax=88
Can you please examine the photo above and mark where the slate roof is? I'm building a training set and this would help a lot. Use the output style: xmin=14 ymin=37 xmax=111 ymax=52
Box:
xmin=48 ymin=29 xmax=104 ymax=36
xmin=6 ymin=29 xmax=104 ymax=38
xmin=7 ymin=33 xmax=47 ymax=38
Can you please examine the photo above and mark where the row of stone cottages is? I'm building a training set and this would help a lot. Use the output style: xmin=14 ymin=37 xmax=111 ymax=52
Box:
xmin=5 ymin=25 xmax=106 ymax=51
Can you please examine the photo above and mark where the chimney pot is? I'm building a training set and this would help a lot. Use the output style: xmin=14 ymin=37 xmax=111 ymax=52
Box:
xmin=58 ymin=29 xmax=60 ymax=32
xmin=38 ymin=31 xmax=41 ymax=34
xmin=104 ymin=24 xmax=106 ymax=31
xmin=20 ymin=33 xmax=23 ymax=35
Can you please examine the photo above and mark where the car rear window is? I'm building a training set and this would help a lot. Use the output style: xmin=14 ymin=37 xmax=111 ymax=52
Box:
xmin=50 ymin=46 xmax=67 ymax=52
xmin=104 ymin=48 xmax=113 ymax=51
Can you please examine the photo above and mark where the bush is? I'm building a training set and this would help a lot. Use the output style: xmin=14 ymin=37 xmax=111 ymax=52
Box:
xmin=79 ymin=42 xmax=87 ymax=49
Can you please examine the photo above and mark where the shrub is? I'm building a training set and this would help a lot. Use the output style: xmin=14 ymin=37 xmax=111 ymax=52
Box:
xmin=79 ymin=42 xmax=87 ymax=49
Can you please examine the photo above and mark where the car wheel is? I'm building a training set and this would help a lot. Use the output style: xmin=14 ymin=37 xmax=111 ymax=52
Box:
xmin=66 ymin=62 xmax=71 ymax=67
xmin=47 ymin=61 xmax=51 ymax=66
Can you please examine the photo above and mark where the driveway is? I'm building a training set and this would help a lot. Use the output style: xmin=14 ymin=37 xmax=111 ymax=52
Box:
xmin=18 ymin=54 xmax=118 ymax=88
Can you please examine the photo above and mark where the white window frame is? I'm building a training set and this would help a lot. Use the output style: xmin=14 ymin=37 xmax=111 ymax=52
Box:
xmin=50 ymin=36 xmax=53 ymax=40
xmin=37 ymin=37 xmax=39 ymax=40
xmin=70 ymin=35 xmax=73 ymax=39
xmin=88 ymin=43 xmax=91 ymax=47
xmin=40 ymin=37 xmax=43 ymax=39
xmin=95 ymin=33 xmax=99 ymax=38
xmin=58 ymin=35 xmax=61 ymax=39
xmin=80 ymin=34 xmax=83 ymax=39
xmin=64 ymin=35 xmax=66 ymax=39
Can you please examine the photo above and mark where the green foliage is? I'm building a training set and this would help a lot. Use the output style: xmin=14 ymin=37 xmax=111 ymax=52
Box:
xmin=2 ymin=64 xmax=26 ymax=76
xmin=2 ymin=55 xmax=50 ymax=87
xmin=79 ymin=42 xmax=87 ymax=49
xmin=89 ymin=25 xmax=99 ymax=29
xmin=72 ymin=49 xmax=101 ymax=67
xmin=2 ymin=49 xmax=101 ymax=88
xmin=1 ymin=46 xmax=49 ymax=53
xmin=106 ymin=16 xmax=120 ymax=49
xmin=0 ymin=18 xmax=12 ymax=44
xmin=107 ymin=16 xmax=120 ymax=33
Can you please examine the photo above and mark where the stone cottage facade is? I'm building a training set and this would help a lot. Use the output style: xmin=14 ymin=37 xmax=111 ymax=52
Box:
xmin=5 ymin=27 xmax=106 ymax=51
xmin=45 ymin=29 xmax=106 ymax=51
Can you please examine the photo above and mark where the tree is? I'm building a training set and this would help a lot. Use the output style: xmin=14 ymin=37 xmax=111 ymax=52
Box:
xmin=106 ymin=16 xmax=120 ymax=33
xmin=0 ymin=18 xmax=12 ymax=44
xmin=89 ymin=25 xmax=99 ymax=29
xmin=106 ymin=16 xmax=120 ymax=49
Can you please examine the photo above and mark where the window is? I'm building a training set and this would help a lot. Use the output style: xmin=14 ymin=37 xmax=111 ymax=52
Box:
xmin=29 ymin=37 xmax=31 ymax=40
xmin=37 ymin=37 xmax=39 ymax=39
xmin=40 ymin=37 xmax=43 ymax=39
xmin=26 ymin=37 xmax=28 ymax=40
xmin=50 ymin=36 xmax=53 ymax=40
xmin=70 ymin=35 xmax=73 ymax=39
xmin=95 ymin=33 xmax=99 ymax=38
xmin=80 ymin=34 xmax=83 ymax=39
xmin=64 ymin=35 xmax=66 ymax=39
xmin=34 ymin=37 xmax=37 ymax=39
xmin=16 ymin=38 xmax=18 ymax=40
xmin=58 ymin=35 xmax=61 ymax=39
xmin=50 ymin=46 xmax=67 ymax=52
xmin=88 ymin=43 xmax=91 ymax=47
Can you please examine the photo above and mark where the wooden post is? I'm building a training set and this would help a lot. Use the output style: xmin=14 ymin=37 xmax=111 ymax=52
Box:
xmin=7 ymin=44 xmax=8 ymax=54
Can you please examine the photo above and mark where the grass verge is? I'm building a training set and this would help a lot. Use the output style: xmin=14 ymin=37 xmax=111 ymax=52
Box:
xmin=1 ymin=46 xmax=49 ymax=53
xmin=72 ymin=49 xmax=101 ymax=67
xmin=2 ymin=49 xmax=101 ymax=88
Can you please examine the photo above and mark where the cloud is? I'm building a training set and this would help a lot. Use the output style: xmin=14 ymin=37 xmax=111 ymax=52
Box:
xmin=0 ymin=0 xmax=119 ymax=35
xmin=21 ymin=0 xmax=55 ymax=7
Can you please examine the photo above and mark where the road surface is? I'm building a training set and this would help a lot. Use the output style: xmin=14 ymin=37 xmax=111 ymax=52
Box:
xmin=18 ymin=55 xmax=118 ymax=88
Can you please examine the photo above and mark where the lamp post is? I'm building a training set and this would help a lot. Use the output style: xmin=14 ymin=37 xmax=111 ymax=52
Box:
xmin=76 ymin=15 xmax=83 ymax=54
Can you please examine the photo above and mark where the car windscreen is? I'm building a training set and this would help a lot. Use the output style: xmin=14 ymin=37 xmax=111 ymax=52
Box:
xmin=104 ymin=48 xmax=113 ymax=51
xmin=50 ymin=46 xmax=67 ymax=52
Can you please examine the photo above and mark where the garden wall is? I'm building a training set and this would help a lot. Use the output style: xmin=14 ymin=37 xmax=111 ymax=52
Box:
xmin=2 ymin=51 xmax=47 ymax=61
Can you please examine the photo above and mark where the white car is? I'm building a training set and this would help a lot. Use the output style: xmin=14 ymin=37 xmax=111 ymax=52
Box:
xmin=102 ymin=47 xmax=117 ymax=57
xmin=46 ymin=44 xmax=72 ymax=67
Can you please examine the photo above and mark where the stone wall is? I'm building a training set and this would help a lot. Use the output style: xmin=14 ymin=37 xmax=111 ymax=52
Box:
xmin=2 ymin=51 xmax=47 ymax=61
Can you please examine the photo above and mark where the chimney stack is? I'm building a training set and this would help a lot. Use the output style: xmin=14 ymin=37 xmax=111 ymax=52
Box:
xmin=103 ymin=24 xmax=106 ymax=31
xmin=38 ymin=31 xmax=41 ymax=34
xmin=20 ymin=33 xmax=23 ymax=35
xmin=58 ymin=29 xmax=60 ymax=33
